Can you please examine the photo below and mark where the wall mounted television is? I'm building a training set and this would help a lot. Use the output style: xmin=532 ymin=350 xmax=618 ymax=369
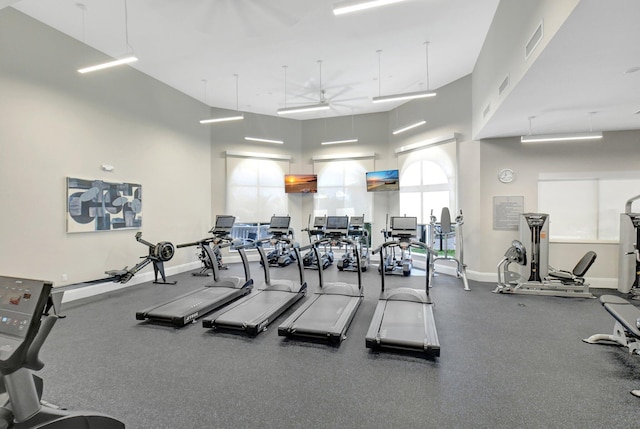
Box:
xmin=284 ymin=174 xmax=318 ymax=193
xmin=366 ymin=169 xmax=399 ymax=192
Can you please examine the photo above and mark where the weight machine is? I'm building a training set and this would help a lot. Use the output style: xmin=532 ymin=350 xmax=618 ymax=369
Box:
xmin=494 ymin=213 xmax=597 ymax=298
xmin=105 ymin=231 xmax=176 ymax=285
xmin=618 ymin=194 xmax=640 ymax=298
xmin=428 ymin=207 xmax=470 ymax=290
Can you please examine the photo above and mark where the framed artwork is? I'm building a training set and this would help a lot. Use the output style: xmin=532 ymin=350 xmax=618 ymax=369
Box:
xmin=67 ymin=177 xmax=142 ymax=233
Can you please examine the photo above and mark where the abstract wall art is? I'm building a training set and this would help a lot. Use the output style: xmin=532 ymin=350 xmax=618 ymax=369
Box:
xmin=67 ymin=177 xmax=142 ymax=233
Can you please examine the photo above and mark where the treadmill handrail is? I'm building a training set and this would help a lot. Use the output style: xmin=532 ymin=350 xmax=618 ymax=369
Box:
xmin=373 ymin=240 xmax=432 ymax=296
xmin=313 ymin=236 xmax=362 ymax=291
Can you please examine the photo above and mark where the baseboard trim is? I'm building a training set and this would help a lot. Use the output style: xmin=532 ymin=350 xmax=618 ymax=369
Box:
xmin=61 ymin=261 xmax=201 ymax=303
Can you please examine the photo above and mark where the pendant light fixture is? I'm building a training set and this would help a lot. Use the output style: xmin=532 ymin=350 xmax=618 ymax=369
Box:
xmin=321 ymin=114 xmax=359 ymax=145
xmin=373 ymin=42 xmax=436 ymax=104
xmin=333 ymin=0 xmax=408 ymax=16
xmin=278 ymin=60 xmax=330 ymax=115
xmin=77 ymin=0 xmax=138 ymax=74
xmin=520 ymin=114 xmax=603 ymax=143
xmin=200 ymin=74 xmax=244 ymax=124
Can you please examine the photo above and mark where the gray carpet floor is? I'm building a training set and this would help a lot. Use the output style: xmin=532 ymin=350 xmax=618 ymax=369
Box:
xmin=38 ymin=261 xmax=640 ymax=428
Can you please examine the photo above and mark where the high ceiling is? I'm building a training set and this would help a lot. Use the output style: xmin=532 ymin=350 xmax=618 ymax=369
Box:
xmin=7 ymin=0 xmax=640 ymax=139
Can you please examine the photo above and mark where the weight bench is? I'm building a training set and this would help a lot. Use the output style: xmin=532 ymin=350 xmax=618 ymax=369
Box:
xmin=583 ymin=295 xmax=640 ymax=397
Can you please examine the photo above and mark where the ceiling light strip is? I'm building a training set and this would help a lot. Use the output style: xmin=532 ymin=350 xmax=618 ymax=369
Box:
xmin=321 ymin=138 xmax=359 ymax=145
xmin=520 ymin=131 xmax=603 ymax=143
xmin=200 ymin=114 xmax=244 ymax=124
xmin=392 ymin=120 xmax=426 ymax=135
xmin=225 ymin=150 xmax=291 ymax=161
xmin=394 ymin=133 xmax=457 ymax=154
xmin=333 ymin=0 xmax=407 ymax=15
xmin=312 ymin=152 xmax=375 ymax=161
xmin=277 ymin=103 xmax=330 ymax=115
xmin=78 ymin=56 xmax=138 ymax=74
xmin=372 ymin=90 xmax=436 ymax=104
xmin=245 ymin=137 xmax=284 ymax=145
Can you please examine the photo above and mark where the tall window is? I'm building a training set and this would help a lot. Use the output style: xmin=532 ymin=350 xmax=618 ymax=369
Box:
xmin=538 ymin=174 xmax=640 ymax=241
xmin=400 ymin=160 xmax=450 ymax=224
xmin=398 ymin=142 xmax=456 ymax=224
xmin=226 ymin=155 xmax=288 ymax=223
xmin=314 ymin=158 xmax=373 ymax=218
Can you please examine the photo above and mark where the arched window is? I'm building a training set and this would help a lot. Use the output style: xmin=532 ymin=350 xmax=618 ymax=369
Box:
xmin=398 ymin=143 xmax=456 ymax=224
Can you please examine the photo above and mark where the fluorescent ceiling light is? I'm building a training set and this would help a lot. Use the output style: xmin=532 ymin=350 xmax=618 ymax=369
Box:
xmin=394 ymin=133 xmax=458 ymax=154
xmin=200 ymin=114 xmax=244 ymax=124
xmin=520 ymin=131 xmax=603 ymax=143
xmin=321 ymin=138 xmax=358 ymax=145
xmin=277 ymin=103 xmax=330 ymax=115
xmin=333 ymin=0 xmax=407 ymax=15
xmin=372 ymin=90 xmax=436 ymax=104
xmin=393 ymin=120 xmax=426 ymax=135
xmin=78 ymin=56 xmax=138 ymax=74
xmin=245 ymin=137 xmax=284 ymax=145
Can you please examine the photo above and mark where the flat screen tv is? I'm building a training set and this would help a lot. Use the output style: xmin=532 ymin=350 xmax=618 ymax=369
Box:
xmin=284 ymin=174 xmax=317 ymax=194
xmin=366 ymin=169 xmax=399 ymax=192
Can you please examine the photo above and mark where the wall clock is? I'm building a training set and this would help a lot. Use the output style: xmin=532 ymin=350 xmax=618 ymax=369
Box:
xmin=498 ymin=168 xmax=515 ymax=183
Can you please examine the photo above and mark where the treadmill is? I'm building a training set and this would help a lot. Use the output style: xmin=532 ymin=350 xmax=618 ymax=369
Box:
xmin=202 ymin=216 xmax=307 ymax=335
xmin=278 ymin=215 xmax=364 ymax=344
xmin=365 ymin=216 xmax=440 ymax=357
xmin=136 ymin=215 xmax=253 ymax=327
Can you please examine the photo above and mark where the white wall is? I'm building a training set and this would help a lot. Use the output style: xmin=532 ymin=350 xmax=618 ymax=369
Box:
xmin=3 ymin=6 xmax=637 ymax=294
xmin=479 ymin=130 xmax=640 ymax=286
xmin=472 ymin=0 xmax=580 ymax=139
xmin=0 ymin=9 xmax=211 ymax=286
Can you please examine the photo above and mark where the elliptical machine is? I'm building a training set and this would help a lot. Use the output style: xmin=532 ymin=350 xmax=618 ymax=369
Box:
xmin=337 ymin=215 xmax=369 ymax=272
xmin=177 ymin=216 xmax=237 ymax=277
xmin=0 ymin=275 xmax=125 ymax=428
xmin=262 ymin=216 xmax=297 ymax=267
xmin=378 ymin=215 xmax=417 ymax=277
xmin=105 ymin=232 xmax=176 ymax=285
xmin=428 ymin=207 xmax=470 ymax=290
xmin=301 ymin=215 xmax=333 ymax=270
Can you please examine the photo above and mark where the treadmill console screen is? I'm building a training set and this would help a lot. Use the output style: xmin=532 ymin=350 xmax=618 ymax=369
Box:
xmin=0 ymin=276 xmax=51 ymax=364
xmin=270 ymin=216 xmax=291 ymax=230
xmin=312 ymin=216 xmax=327 ymax=228
xmin=213 ymin=215 xmax=236 ymax=233
xmin=350 ymin=216 xmax=364 ymax=227
xmin=325 ymin=216 xmax=349 ymax=233
xmin=391 ymin=216 xmax=417 ymax=235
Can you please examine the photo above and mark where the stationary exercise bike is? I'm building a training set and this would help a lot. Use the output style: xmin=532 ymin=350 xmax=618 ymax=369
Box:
xmin=301 ymin=215 xmax=333 ymax=270
xmin=0 ymin=275 xmax=125 ymax=428
xmin=105 ymin=231 xmax=176 ymax=285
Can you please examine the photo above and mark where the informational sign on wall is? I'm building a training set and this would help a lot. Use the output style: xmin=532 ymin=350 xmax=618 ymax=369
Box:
xmin=493 ymin=196 xmax=524 ymax=230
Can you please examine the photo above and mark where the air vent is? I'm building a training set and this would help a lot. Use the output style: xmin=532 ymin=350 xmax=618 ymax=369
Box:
xmin=483 ymin=103 xmax=491 ymax=118
xmin=525 ymin=21 xmax=544 ymax=60
xmin=498 ymin=74 xmax=510 ymax=96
